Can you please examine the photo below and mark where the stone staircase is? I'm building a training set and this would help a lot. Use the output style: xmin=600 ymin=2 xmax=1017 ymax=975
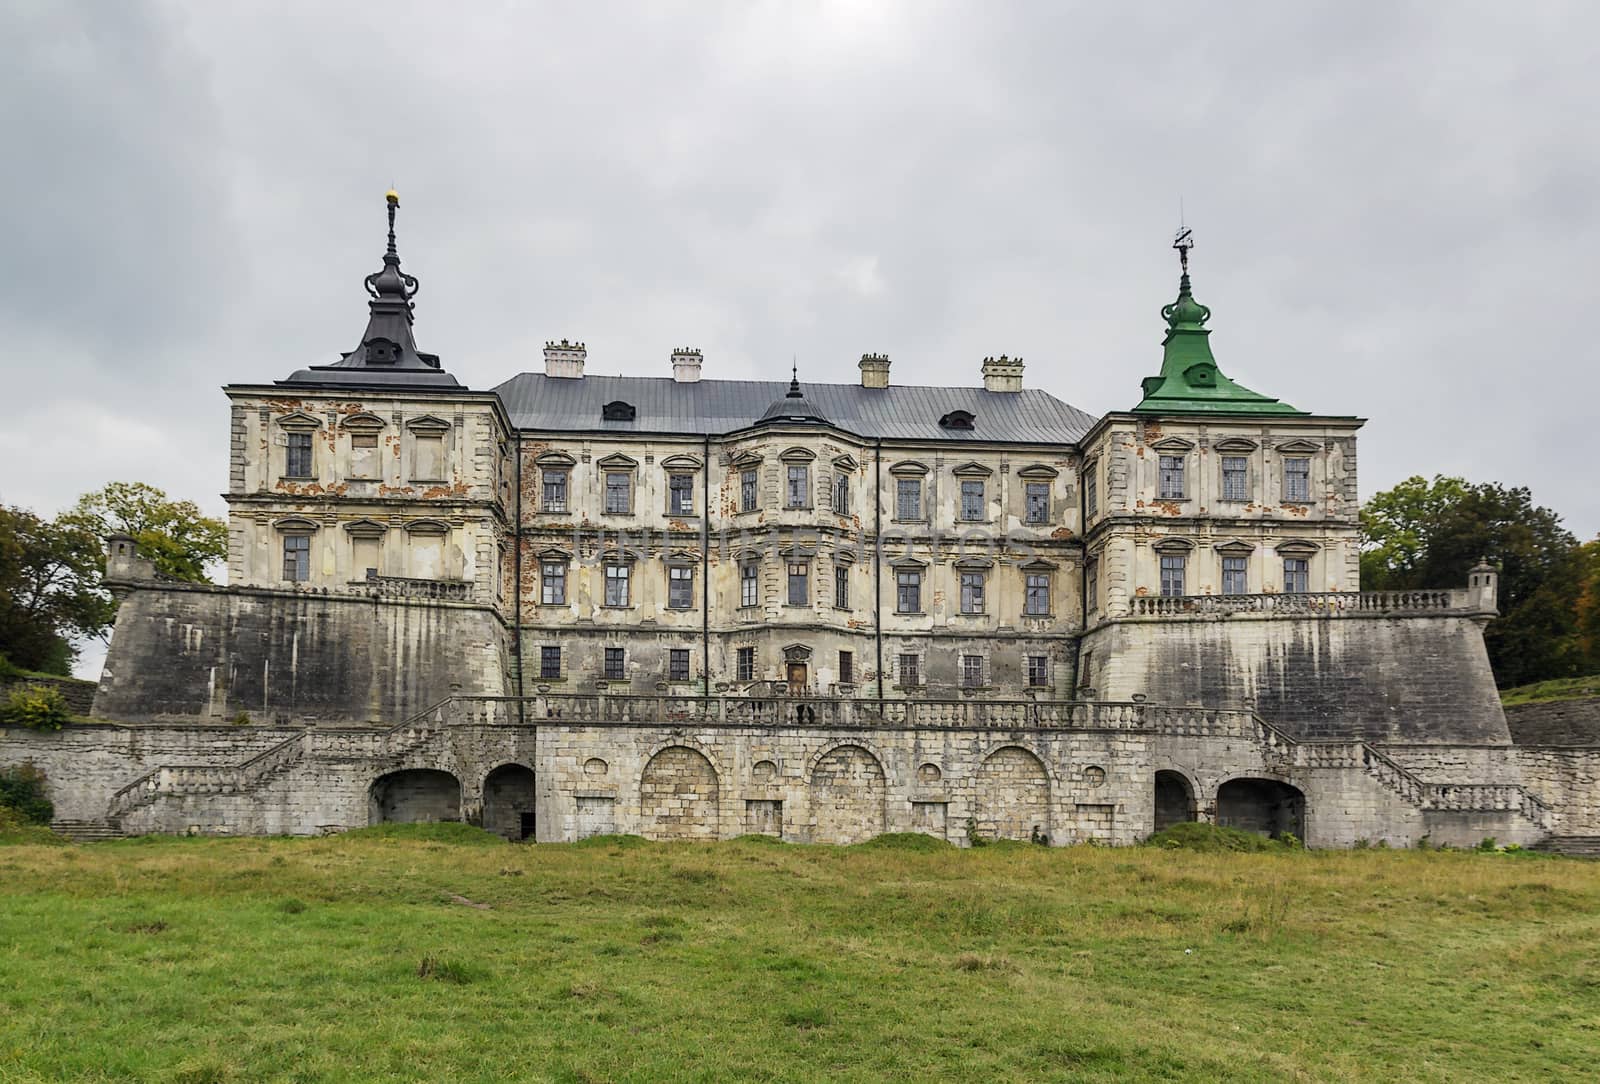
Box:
xmin=50 ymin=818 xmax=125 ymax=842
xmin=1530 ymin=836 xmax=1600 ymax=858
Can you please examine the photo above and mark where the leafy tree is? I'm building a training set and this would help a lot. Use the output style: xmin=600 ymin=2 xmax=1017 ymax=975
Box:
xmin=0 ymin=506 xmax=113 ymax=673
xmin=1360 ymin=475 xmax=1581 ymax=687
xmin=1574 ymin=538 xmax=1600 ymax=674
xmin=61 ymin=482 xmax=226 ymax=582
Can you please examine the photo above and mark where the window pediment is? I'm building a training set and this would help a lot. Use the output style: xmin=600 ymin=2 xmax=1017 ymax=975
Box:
xmin=952 ymin=461 xmax=993 ymax=478
xmin=1150 ymin=437 xmax=1196 ymax=454
xmin=778 ymin=544 xmax=817 ymax=559
xmin=273 ymin=516 xmax=318 ymax=532
xmin=729 ymin=451 xmax=763 ymax=469
xmin=736 ymin=549 xmax=764 ymax=564
xmin=1151 ymin=537 xmax=1195 ymax=555
xmin=404 ymin=414 xmax=451 ymax=435
xmin=403 ymin=518 xmax=451 ymax=536
xmin=1213 ymin=437 xmax=1259 ymax=453
xmin=1017 ymin=463 xmax=1060 ymax=479
xmin=831 ymin=549 xmax=857 ymax=565
xmin=890 ymin=556 xmax=928 ymax=570
xmin=663 ymin=550 xmax=700 ymax=567
xmin=1275 ymin=439 xmax=1322 ymax=455
xmin=596 ymin=453 xmax=638 ymax=471
xmin=536 ymin=451 xmax=577 ymax=469
xmin=782 ymin=644 xmax=812 ymax=662
xmin=1214 ymin=539 xmax=1256 ymax=555
xmin=536 ymin=548 xmax=572 ymax=563
xmin=342 ymin=518 xmax=387 ymax=538
xmin=340 ymin=412 xmax=386 ymax=432
xmin=1275 ymin=539 xmax=1320 ymax=556
xmin=953 ymin=555 xmax=994 ymax=570
xmin=1020 ymin=558 xmax=1059 ymax=572
xmin=600 ymin=550 xmax=639 ymax=565
xmin=832 ymin=453 xmax=859 ymax=472
xmin=276 ymin=411 xmax=323 ymax=432
xmin=890 ymin=460 xmax=929 ymax=476
xmin=660 ymin=455 xmax=703 ymax=472
xmin=779 ymin=446 xmax=816 ymax=462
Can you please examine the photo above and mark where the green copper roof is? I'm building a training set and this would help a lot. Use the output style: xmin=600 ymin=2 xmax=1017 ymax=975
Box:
xmin=1131 ymin=261 xmax=1305 ymax=415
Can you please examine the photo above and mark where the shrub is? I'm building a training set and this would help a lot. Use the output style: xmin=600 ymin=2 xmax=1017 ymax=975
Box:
xmin=855 ymin=832 xmax=953 ymax=851
xmin=1145 ymin=822 xmax=1297 ymax=853
xmin=0 ymin=683 xmax=71 ymax=731
xmin=0 ymin=763 xmax=53 ymax=824
xmin=0 ymin=653 xmax=25 ymax=684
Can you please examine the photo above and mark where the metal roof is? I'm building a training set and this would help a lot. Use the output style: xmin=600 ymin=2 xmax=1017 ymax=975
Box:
xmin=492 ymin=373 xmax=1099 ymax=444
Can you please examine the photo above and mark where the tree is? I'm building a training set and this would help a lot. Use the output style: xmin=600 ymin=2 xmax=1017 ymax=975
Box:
xmin=61 ymin=482 xmax=226 ymax=583
xmin=1573 ymin=538 xmax=1600 ymax=674
xmin=1360 ymin=475 xmax=1582 ymax=687
xmin=0 ymin=505 xmax=114 ymax=673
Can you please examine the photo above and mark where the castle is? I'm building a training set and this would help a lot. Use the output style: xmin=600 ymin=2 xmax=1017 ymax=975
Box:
xmin=7 ymin=194 xmax=1596 ymax=849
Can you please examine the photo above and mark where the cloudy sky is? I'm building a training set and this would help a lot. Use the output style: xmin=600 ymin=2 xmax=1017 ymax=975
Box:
xmin=4 ymin=2 xmax=1596 ymax=534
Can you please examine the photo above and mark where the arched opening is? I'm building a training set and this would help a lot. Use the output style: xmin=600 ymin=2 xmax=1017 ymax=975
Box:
xmin=1216 ymin=778 xmax=1305 ymax=840
xmin=1154 ymin=771 xmax=1197 ymax=832
xmin=639 ymin=746 xmax=719 ymax=841
xmin=975 ymin=746 xmax=1051 ymax=842
xmin=369 ymin=769 xmax=461 ymax=826
xmin=809 ymin=745 xmax=886 ymax=844
xmin=483 ymin=764 xmax=537 ymax=841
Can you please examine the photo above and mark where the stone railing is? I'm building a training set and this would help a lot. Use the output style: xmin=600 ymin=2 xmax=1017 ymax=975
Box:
xmin=362 ymin=574 xmax=472 ymax=601
xmin=1128 ymin=589 xmax=1466 ymax=618
xmin=107 ymin=730 xmax=310 ymax=819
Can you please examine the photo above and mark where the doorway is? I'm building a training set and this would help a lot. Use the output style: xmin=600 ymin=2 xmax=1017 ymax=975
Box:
xmin=786 ymin=661 xmax=808 ymax=695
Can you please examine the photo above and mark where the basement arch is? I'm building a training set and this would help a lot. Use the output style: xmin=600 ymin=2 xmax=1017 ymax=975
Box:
xmin=1154 ymin=770 xmax=1197 ymax=832
xmin=482 ymin=763 xmax=537 ymax=841
xmin=368 ymin=769 xmax=461 ymax=826
xmin=1216 ymin=777 xmax=1305 ymax=840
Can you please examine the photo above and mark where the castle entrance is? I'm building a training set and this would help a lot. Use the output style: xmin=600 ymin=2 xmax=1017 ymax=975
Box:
xmin=483 ymin=764 xmax=537 ymax=841
xmin=1154 ymin=771 xmax=1196 ymax=831
xmin=1216 ymin=778 xmax=1305 ymax=840
xmin=786 ymin=662 xmax=808 ymax=695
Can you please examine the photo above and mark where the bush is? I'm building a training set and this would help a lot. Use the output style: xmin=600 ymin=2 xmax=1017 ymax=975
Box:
xmin=0 ymin=763 xmax=53 ymax=824
xmin=855 ymin=832 xmax=953 ymax=851
xmin=0 ymin=653 xmax=25 ymax=684
xmin=0 ymin=683 xmax=71 ymax=731
xmin=1145 ymin=822 xmax=1298 ymax=853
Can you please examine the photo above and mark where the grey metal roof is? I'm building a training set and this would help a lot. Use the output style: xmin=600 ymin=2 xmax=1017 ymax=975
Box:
xmin=492 ymin=373 xmax=1099 ymax=444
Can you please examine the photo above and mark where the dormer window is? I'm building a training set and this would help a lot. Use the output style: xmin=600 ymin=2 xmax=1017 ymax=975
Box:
xmin=364 ymin=338 xmax=400 ymax=365
xmin=602 ymin=401 xmax=636 ymax=422
xmin=939 ymin=410 xmax=975 ymax=430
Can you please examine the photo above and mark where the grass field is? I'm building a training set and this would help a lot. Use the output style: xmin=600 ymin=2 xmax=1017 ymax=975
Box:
xmin=2 ymin=827 xmax=1598 ymax=1083
xmin=1500 ymin=673 xmax=1600 ymax=706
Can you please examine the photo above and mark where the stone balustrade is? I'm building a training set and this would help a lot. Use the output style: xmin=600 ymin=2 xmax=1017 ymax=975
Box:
xmin=1127 ymin=589 xmax=1468 ymax=619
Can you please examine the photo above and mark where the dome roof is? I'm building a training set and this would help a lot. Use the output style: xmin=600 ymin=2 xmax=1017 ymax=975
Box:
xmin=757 ymin=369 xmax=829 ymax=426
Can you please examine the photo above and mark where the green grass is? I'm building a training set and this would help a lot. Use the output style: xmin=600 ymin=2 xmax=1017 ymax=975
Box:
xmin=2 ymin=829 xmax=1598 ymax=1082
xmin=1500 ymin=673 xmax=1600 ymax=706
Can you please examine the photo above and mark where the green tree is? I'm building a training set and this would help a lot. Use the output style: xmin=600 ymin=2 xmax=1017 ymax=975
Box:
xmin=62 ymin=482 xmax=226 ymax=582
xmin=1360 ymin=475 xmax=1582 ymax=687
xmin=1572 ymin=538 xmax=1600 ymax=673
xmin=0 ymin=505 xmax=114 ymax=673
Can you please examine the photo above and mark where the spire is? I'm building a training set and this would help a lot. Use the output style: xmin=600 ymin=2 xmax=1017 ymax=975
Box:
xmin=1131 ymin=227 xmax=1303 ymax=415
xmin=758 ymin=360 xmax=829 ymax=426
xmin=787 ymin=360 xmax=802 ymax=398
xmin=363 ymin=190 xmax=420 ymax=314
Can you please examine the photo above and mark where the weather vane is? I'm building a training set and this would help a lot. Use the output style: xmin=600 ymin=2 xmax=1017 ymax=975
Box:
xmin=1173 ymin=224 xmax=1194 ymax=275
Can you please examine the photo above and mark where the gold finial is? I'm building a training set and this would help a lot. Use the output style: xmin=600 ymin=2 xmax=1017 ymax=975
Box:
xmin=385 ymin=188 xmax=400 ymax=205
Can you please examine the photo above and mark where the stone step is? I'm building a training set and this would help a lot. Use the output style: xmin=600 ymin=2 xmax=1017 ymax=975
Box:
xmin=50 ymin=819 xmax=124 ymax=843
xmin=1531 ymin=836 xmax=1600 ymax=857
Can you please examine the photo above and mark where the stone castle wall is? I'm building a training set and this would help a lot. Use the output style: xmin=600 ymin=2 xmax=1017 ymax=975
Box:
xmin=92 ymin=584 xmax=508 ymax=726
xmin=1505 ymin=698 xmax=1600 ymax=746
xmin=1083 ymin=612 xmax=1509 ymax=745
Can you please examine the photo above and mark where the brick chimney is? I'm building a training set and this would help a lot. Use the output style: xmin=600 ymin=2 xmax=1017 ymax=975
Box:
xmin=671 ymin=347 xmax=703 ymax=383
xmin=544 ymin=339 xmax=586 ymax=379
xmin=858 ymin=352 xmax=890 ymax=389
xmin=981 ymin=354 xmax=1023 ymax=392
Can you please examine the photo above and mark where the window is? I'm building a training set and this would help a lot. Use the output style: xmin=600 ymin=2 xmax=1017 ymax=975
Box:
xmin=285 ymin=432 xmax=313 ymax=478
xmin=540 ymin=646 xmax=561 ymax=680
xmin=838 ymin=650 xmax=853 ymax=684
xmin=1284 ymin=558 xmax=1309 ymax=593
xmin=1159 ymin=455 xmax=1185 ymax=499
xmin=740 ymin=562 xmax=759 ymax=607
xmin=960 ymin=655 xmax=984 ymax=688
xmin=960 ymin=480 xmax=985 ymax=522
xmin=540 ymin=560 xmax=567 ymax=605
xmin=1085 ymin=467 xmax=1098 ymax=517
xmin=959 ymin=571 xmax=986 ymax=614
xmin=896 ymin=478 xmax=921 ymax=520
xmin=668 ymin=566 xmax=694 ymax=609
xmin=740 ymin=469 xmax=758 ymax=512
xmin=896 ymin=569 xmax=922 ymax=613
xmin=1025 ymin=482 xmax=1050 ymax=524
xmin=834 ymin=473 xmax=849 ymax=513
xmin=834 ymin=565 xmax=849 ymax=609
xmin=785 ymin=465 xmax=809 ymax=509
xmin=1026 ymin=655 xmax=1049 ymax=687
xmin=350 ymin=432 xmax=380 ymax=479
xmin=786 ymin=561 xmax=808 ymax=606
xmin=736 ymin=646 xmax=755 ymax=682
xmin=604 ymin=472 xmax=631 ymax=514
xmin=495 ymin=544 xmax=505 ymax=601
xmin=282 ymin=534 xmax=310 ymax=581
xmin=1085 ymin=560 xmax=1098 ymax=613
xmin=898 ymin=653 xmax=921 ymax=687
xmin=604 ymin=563 xmax=630 ymax=606
xmin=603 ymin=647 xmax=625 ymax=681
xmin=1160 ymin=555 xmax=1186 ymax=597
xmin=669 ymin=474 xmax=694 ymax=515
xmin=1025 ymin=572 xmax=1051 ymax=616
xmin=1222 ymin=456 xmax=1248 ymax=501
xmin=1223 ymin=556 xmax=1249 ymax=595
xmin=542 ymin=469 xmax=568 ymax=512
xmin=413 ymin=434 xmax=445 ymax=480
xmin=668 ymin=648 xmax=690 ymax=682
xmin=1284 ymin=458 xmax=1311 ymax=502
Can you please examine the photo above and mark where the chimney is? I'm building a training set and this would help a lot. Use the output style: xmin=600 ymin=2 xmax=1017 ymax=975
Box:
xmin=858 ymin=352 xmax=890 ymax=389
xmin=543 ymin=339 xmax=586 ymax=378
xmin=671 ymin=347 xmax=703 ymax=383
xmin=981 ymin=354 xmax=1024 ymax=392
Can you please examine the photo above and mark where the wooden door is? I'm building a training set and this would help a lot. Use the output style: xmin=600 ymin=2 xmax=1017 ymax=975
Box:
xmin=786 ymin=662 xmax=807 ymax=696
